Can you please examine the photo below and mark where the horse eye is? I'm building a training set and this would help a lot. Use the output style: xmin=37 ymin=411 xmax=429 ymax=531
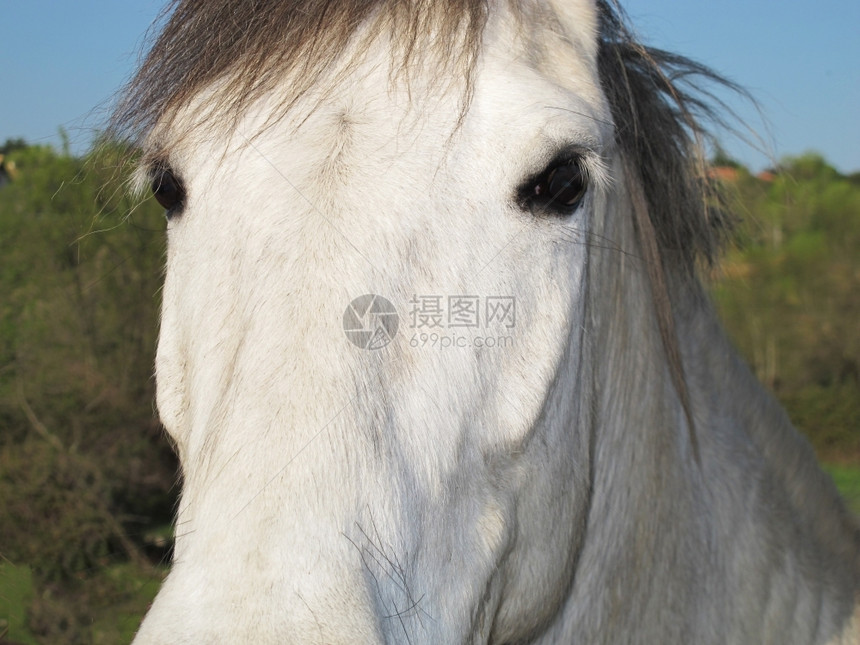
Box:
xmin=151 ymin=165 xmax=185 ymax=215
xmin=521 ymin=157 xmax=589 ymax=214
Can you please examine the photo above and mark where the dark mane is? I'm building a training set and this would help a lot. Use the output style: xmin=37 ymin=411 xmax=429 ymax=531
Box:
xmin=594 ymin=1 xmax=744 ymax=453
xmin=596 ymin=1 xmax=741 ymax=272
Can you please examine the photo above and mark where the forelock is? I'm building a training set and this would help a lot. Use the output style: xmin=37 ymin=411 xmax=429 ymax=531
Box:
xmin=110 ymin=0 xmax=491 ymax=157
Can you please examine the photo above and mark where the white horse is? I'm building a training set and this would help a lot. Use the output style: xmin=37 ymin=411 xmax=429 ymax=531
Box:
xmin=114 ymin=1 xmax=859 ymax=642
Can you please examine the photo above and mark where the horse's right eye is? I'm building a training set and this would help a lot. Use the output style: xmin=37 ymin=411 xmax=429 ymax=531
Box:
xmin=151 ymin=166 xmax=185 ymax=216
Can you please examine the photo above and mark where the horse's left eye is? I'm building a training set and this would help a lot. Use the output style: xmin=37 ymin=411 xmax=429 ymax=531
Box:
xmin=520 ymin=157 xmax=589 ymax=215
xmin=151 ymin=165 xmax=186 ymax=216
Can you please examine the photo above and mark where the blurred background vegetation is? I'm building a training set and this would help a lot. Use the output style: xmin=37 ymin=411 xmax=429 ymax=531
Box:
xmin=0 ymin=139 xmax=175 ymax=644
xmin=711 ymin=152 xmax=860 ymax=466
xmin=0 ymin=138 xmax=858 ymax=643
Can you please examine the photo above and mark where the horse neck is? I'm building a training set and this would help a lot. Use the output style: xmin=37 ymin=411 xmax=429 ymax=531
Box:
xmin=543 ymin=188 xmax=860 ymax=643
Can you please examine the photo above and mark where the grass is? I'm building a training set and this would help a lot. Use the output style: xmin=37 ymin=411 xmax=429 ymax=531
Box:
xmin=0 ymin=562 xmax=164 ymax=645
xmin=86 ymin=563 xmax=165 ymax=645
xmin=0 ymin=562 xmax=35 ymax=644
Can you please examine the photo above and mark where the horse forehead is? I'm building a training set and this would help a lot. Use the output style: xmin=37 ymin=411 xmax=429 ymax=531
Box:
xmin=259 ymin=6 xmax=604 ymax=168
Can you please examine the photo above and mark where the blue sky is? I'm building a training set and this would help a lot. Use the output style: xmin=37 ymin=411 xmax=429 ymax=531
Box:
xmin=2 ymin=1 xmax=858 ymax=172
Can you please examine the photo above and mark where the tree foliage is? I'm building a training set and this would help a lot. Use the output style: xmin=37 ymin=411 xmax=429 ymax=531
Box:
xmin=712 ymin=152 xmax=860 ymax=462
xmin=0 ymin=142 xmax=175 ymax=644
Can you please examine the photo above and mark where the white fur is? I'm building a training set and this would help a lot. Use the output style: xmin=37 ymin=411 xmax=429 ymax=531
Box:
xmin=133 ymin=2 xmax=859 ymax=643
